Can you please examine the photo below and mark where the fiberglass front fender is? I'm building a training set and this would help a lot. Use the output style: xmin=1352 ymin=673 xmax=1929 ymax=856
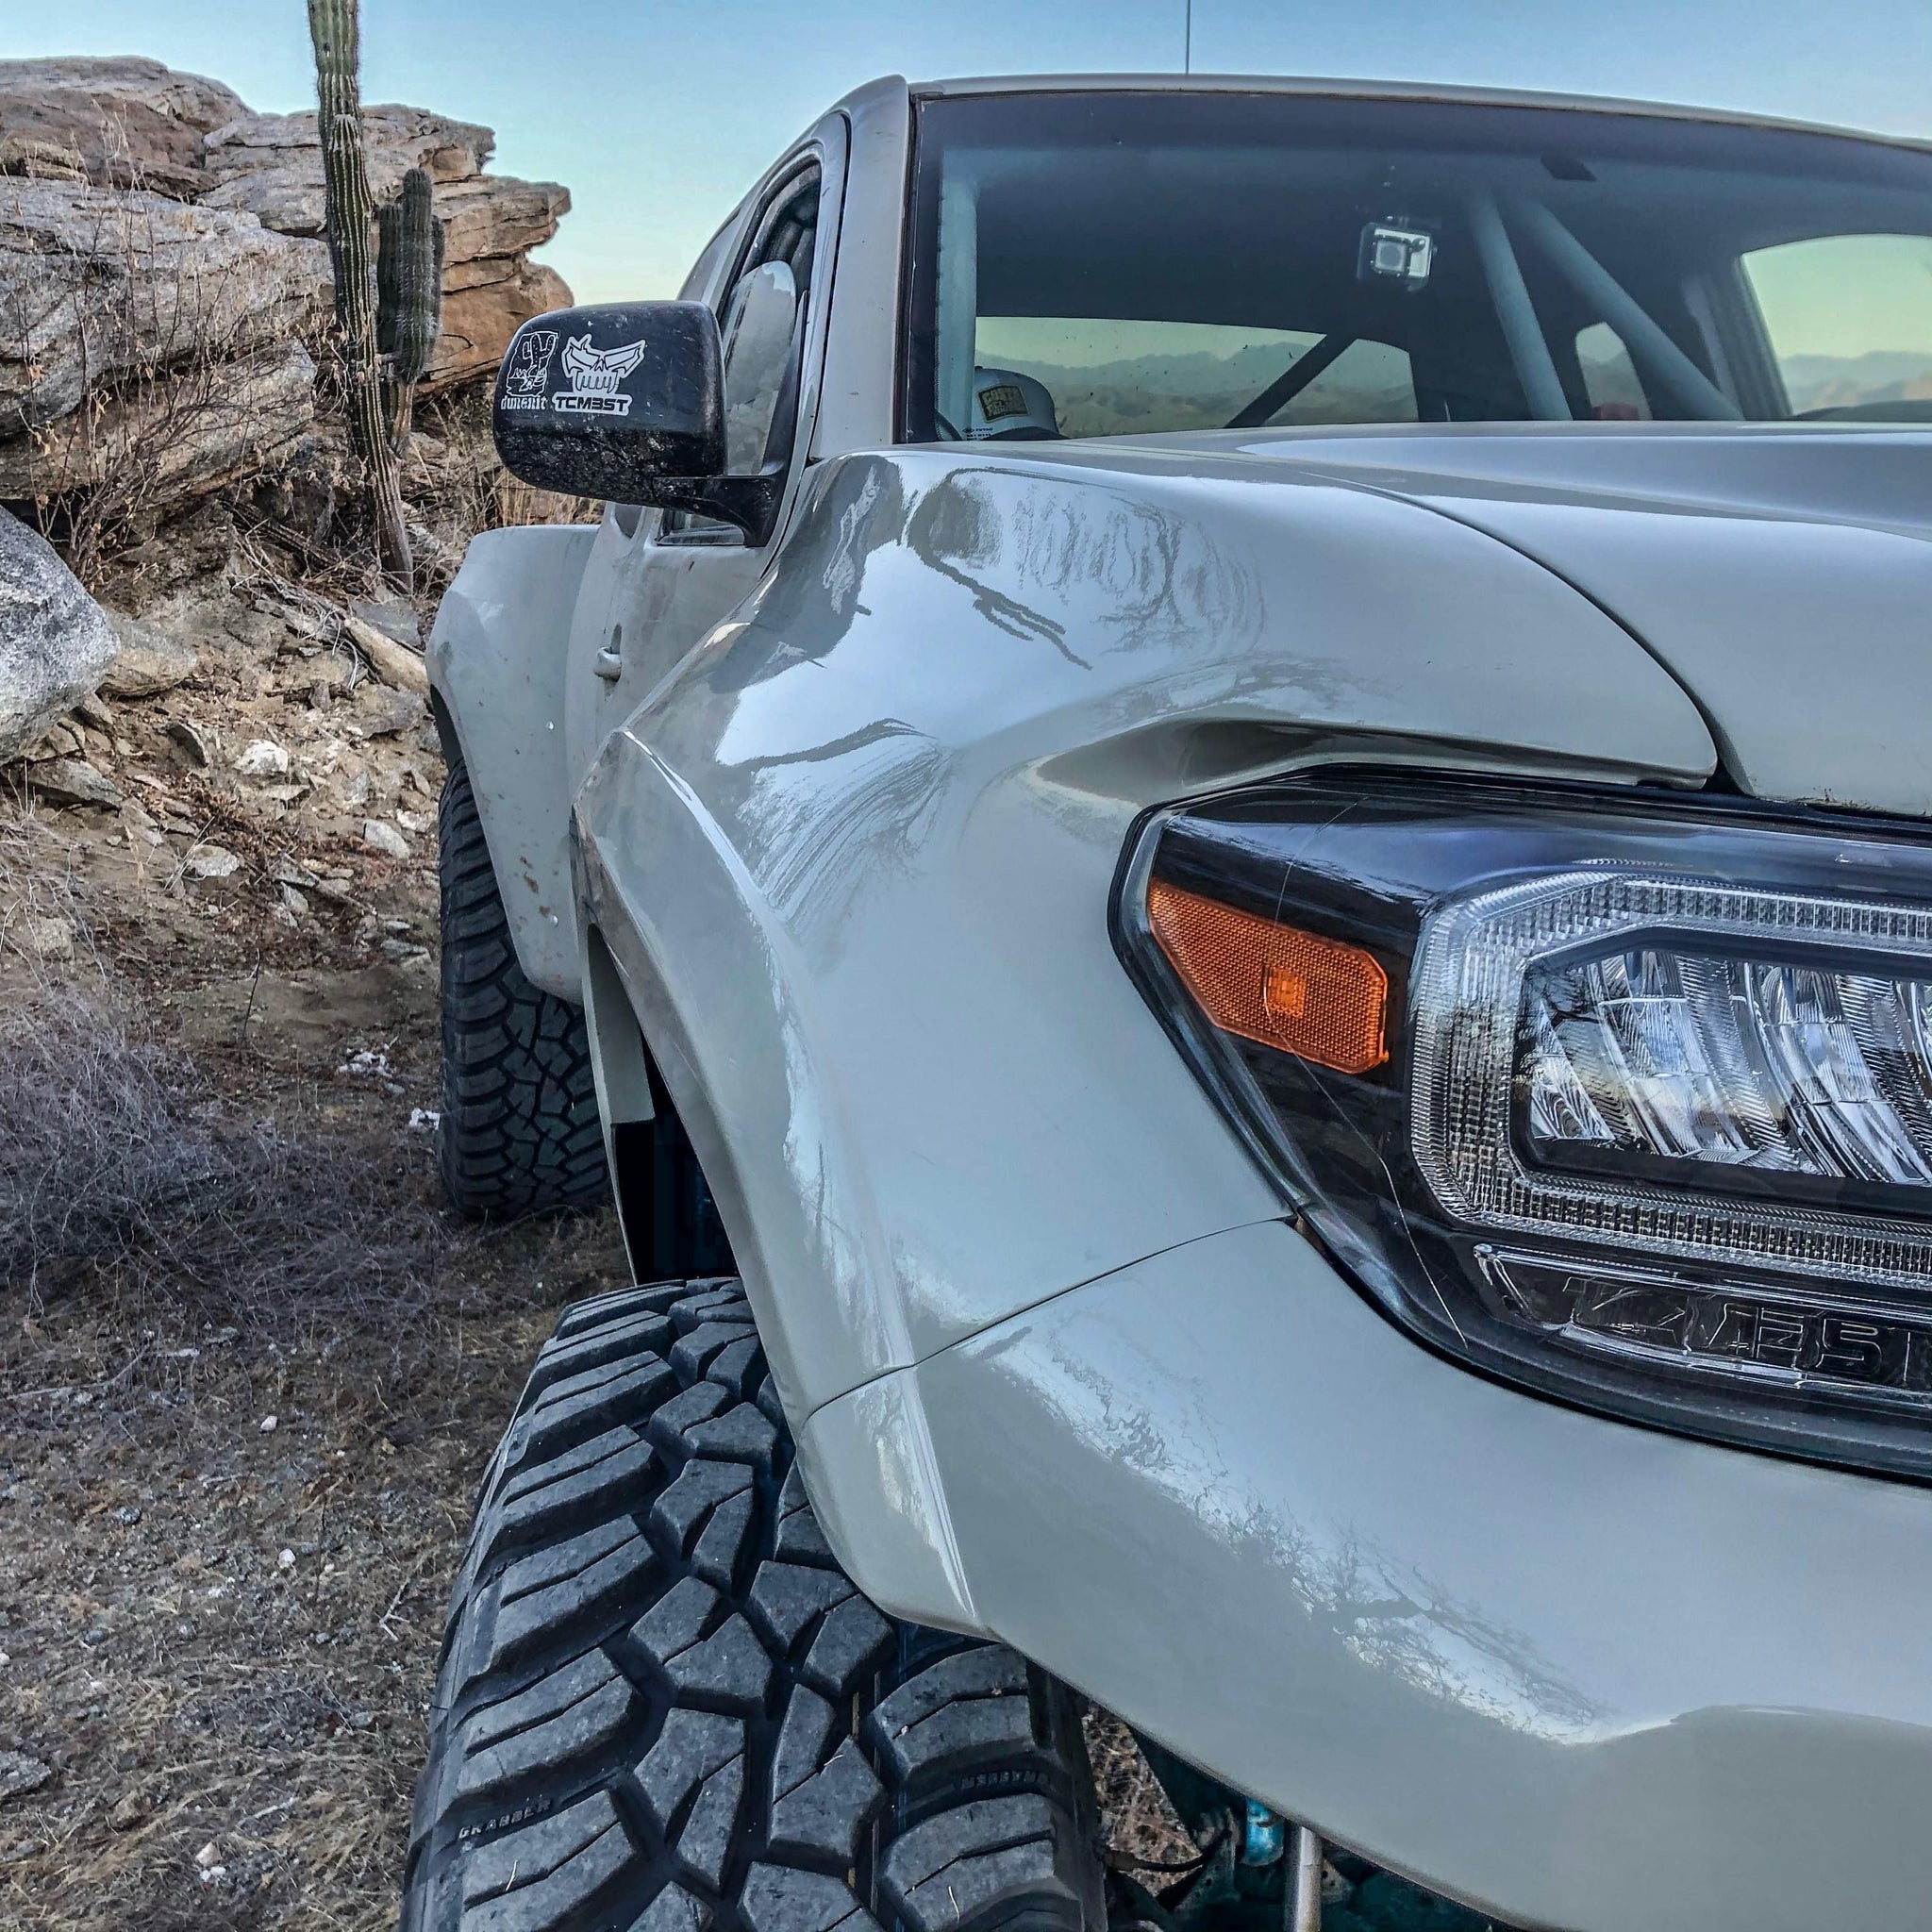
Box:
xmin=572 ymin=441 xmax=1713 ymax=1427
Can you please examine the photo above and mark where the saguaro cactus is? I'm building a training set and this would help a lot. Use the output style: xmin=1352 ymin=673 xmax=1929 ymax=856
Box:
xmin=307 ymin=0 xmax=412 ymax=590
xmin=377 ymin=164 xmax=444 ymax=449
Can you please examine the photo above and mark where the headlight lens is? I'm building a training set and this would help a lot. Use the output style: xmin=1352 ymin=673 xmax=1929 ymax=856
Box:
xmin=1411 ymin=869 xmax=1932 ymax=1288
xmin=1519 ymin=945 xmax=1932 ymax=1190
xmin=1119 ymin=773 xmax=1932 ymax=1482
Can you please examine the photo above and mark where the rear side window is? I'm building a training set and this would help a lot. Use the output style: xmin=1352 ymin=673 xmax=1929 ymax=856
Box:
xmin=1574 ymin=322 xmax=1652 ymax=419
xmin=1741 ymin=232 xmax=1932 ymax=420
xmin=661 ymin=164 xmax=820 ymax=537
xmin=719 ymin=167 xmax=819 ymax=476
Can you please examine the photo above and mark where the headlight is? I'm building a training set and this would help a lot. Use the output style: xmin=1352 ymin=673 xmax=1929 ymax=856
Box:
xmin=1117 ymin=772 xmax=1932 ymax=1482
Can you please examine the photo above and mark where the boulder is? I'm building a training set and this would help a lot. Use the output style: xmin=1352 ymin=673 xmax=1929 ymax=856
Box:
xmin=0 ymin=508 xmax=117 ymax=761
xmin=200 ymin=103 xmax=494 ymax=235
xmin=234 ymin=739 xmax=289 ymax=779
xmin=0 ymin=58 xmax=247 ymax=197
xmin=0 ymin=339 xmax=316 ymax=502
xmin=100 ymin=609 xmax=200 ymax=698
xmin=344 ymin=612 xmax=428 ymax=696
xmin=436 ymin=175 xmax=569 ymax=268
xmin=428 ymin=260 xmax=571 ymax=391
xmin=350 ymin=684 xmax=426 ymax=740
xmin=0 ymin=177 xmax=327 ymax=436
xmin=362 ymin=817 xmax=410 ymax=858
xmin=25 ymin=755 xmax=123 ymax=808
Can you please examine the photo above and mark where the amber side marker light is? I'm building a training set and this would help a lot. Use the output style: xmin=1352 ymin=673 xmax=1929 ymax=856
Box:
xmin=1147 ymin=878 xmax=1389 ymax=1075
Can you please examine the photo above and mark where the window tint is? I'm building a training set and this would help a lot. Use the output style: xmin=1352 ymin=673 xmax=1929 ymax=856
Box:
xmin=1742 ymin=232 xmax=1932 ymax=421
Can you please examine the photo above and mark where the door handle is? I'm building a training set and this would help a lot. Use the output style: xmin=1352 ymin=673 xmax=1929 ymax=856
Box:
xmin=594 ymin=624 xmax=624 ymax=681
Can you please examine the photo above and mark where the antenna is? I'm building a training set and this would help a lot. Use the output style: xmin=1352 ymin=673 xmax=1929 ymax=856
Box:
xmin=1184 ymin=0 xmax=1192 ymax=74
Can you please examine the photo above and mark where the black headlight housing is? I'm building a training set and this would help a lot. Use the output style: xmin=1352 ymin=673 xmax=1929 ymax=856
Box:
xmin=1116 ymin=771 xmax=1932 ymax=1484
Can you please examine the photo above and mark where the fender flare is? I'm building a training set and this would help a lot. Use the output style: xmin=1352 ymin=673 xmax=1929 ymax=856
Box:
xmin=574 ymin=819 xmax=984 ymax=1637
xmin=425 ymin=523 xmax=596 ymax=999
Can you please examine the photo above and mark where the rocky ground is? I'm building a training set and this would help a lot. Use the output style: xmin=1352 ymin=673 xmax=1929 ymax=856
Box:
xmin=0 ymin=489 xmax=1214 ymax=1932
xmin=0 ymin=596 xmax=1194 ymax=1932
xmin=0 ymin=562 xmax=630 ymax=1929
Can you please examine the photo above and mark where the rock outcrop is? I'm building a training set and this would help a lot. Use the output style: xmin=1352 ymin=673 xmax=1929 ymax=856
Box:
xmin=198 ymin=101 xmax=569 ymax=390
xmin=0 ymin=57 xmax=246 ymax=196
xmin=428 ymin=175 xmax=572 ymax=388
xmin=432 ymin=256 xmax=571 ymax=391
xmin=0 ymin=57 xmax=570 ymax=539
xmin=0 ymin=508 xmax=117 ymax=760
xmin=200 ymin=103 xmax=493 ymax=230
xmin=0 ymin=176 xmax=326 ymax=434
xmin=0 ymin=340 xmax=318 ymax=500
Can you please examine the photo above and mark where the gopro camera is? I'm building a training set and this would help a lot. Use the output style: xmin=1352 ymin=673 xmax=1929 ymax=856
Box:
xmin=1358 ymin=219 xmax=1436 ymax=291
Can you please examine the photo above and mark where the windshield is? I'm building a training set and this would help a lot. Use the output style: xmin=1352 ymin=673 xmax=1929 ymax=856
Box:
xmin=901 ymin=92 xmax=1932 ymax=441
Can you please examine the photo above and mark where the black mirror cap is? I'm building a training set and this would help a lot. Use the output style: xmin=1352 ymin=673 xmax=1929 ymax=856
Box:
xmin=492 ymin=302 xmax=726 ymax=498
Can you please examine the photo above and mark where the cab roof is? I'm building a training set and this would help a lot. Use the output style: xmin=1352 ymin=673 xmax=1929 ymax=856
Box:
xmin=891 ymin=73 xmax=1930 ymax=158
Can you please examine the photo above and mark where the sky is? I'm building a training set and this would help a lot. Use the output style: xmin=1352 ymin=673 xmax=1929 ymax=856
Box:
xmin=25 ymin=0 xmax=1932 ymax=305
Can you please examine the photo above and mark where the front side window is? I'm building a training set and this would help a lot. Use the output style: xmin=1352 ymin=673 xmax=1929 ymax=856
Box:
xmin=720 ymin=167 xmax=818 ymax=475
xmin=662 ymin=165 xmax=819 ymax=539
xmin=903 ymin=92 xmax=1932 ymax=441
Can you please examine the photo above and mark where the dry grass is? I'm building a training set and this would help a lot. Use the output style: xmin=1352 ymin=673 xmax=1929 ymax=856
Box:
xmin=0 ymin=977 xmax=451 ymax=1313
xmin=1085 ymin=1709 xmax=1199 ymax=1874
xmin=0 ymin=962 xmax=625 ymax=1930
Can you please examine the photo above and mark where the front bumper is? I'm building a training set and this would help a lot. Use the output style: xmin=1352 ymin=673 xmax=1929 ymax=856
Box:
xmin=896 ymin=1218 xmax=1932 ymax=1932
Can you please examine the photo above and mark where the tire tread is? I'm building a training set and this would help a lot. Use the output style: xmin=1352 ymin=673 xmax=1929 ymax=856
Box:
xmin=439 ymin=752 xmax=608 ymax=1220
xmin=402 ymin=1279 xmax=1100 ymax=1932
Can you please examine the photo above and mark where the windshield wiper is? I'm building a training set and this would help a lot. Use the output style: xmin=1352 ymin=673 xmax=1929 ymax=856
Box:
xmin=1226 ymin=334 xmax=1357 ymax=429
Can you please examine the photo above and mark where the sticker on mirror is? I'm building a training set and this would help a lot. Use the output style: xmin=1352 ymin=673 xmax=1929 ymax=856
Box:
xmin=505 ymin=330 xmax=559 ymax=396
xmin=547 ymin=335 xmax=648 ymax=416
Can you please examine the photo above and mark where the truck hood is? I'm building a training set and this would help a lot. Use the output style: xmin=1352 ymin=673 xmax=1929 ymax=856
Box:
xmin=1090 ymin=426 xmax=1932 ymax=819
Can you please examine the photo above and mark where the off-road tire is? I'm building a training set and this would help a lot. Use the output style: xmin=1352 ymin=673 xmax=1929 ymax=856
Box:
xmin=439 ymin=751 xmax=607 ymax=1219
xmin=401 ymin=1278 xmax=1104 ymax=1932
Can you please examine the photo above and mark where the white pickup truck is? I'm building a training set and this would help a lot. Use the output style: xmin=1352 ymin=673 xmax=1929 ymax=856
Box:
xmin=406 ymin=73 xmax=1932 ymax=1932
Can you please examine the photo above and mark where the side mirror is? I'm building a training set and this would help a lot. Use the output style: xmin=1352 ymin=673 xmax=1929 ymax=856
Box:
xmin=491 ymin=303 xmax=783 ymax=541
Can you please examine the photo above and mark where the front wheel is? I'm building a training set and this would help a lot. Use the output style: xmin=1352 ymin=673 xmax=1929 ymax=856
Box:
xmin=437 ymin=750 xmax=608 ymax=1219
xmin=401 ymin=1276 xmax=1106 ymax=1932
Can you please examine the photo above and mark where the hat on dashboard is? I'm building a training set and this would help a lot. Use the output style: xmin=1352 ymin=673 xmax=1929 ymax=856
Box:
xmin=969 ymin=367 xmax=1062 ymax=440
